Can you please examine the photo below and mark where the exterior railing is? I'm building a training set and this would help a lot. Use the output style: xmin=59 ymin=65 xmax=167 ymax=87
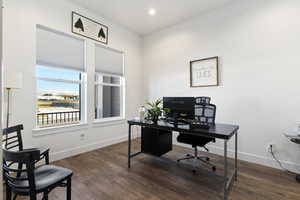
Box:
xmin=37 ymin=111 xmax=80 ymax=127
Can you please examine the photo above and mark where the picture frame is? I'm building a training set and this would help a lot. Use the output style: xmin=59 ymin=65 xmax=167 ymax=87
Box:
xmin=72 ymin=11 xmax=108 ymax=44
xmin=190 ymin=56 xmax=219 ymax=87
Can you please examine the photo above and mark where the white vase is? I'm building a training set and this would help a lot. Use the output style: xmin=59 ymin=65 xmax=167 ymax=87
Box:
xmin=139 ymin=106 xmax=146 ymax=121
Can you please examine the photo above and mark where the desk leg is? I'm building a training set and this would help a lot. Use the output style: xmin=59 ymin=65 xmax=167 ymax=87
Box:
xmin=235 ymin=131 xmax=238 ymax=181
xmin=128 ymin=124 xmax=132 ymax=168
xmin=224 ymin=140 xmax=228 ymax=200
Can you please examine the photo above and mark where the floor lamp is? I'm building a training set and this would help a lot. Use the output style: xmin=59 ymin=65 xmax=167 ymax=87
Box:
xmin=4 ymin=71 xmax=22 ymax=128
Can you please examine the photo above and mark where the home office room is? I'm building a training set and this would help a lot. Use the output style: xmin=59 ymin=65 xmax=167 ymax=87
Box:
xmin=1 ymin=0 xmax=300 ymax=200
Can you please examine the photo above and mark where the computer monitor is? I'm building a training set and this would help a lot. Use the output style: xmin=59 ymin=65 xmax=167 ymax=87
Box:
xmin=163 ymin=97 xmax=195 ymax=120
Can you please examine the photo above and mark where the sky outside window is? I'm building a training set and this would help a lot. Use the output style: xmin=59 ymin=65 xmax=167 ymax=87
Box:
xmin=37 ymin=65 xmax=81 ymax=94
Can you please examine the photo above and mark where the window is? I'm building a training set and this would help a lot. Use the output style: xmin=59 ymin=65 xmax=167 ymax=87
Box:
xmin=36 ymin=66 xmax=84 ymax=128
xmin=36 ymin=25 xmax=85 ymax=128
xmin=95 ymin=73 xmax=124 ymax=120
xmin=94 ymin=44 xmax=124 ymax=121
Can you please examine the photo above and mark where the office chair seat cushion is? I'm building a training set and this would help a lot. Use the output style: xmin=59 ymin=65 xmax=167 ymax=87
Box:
xmin=12 ymin=165 xmax=73 ymax=194
xmin=177 ymin=134 xmax=215 ymax=147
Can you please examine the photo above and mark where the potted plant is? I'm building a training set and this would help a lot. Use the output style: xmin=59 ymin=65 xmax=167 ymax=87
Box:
xmin=145 ymin=99 xmax=169 ymax=123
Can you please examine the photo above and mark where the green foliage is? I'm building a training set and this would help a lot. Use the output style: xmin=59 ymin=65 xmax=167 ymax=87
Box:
xmin=145 ymin=98 xmax=169 ymax=122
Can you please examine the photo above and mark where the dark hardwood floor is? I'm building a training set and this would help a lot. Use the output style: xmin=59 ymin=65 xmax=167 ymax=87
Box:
xmin=9 ymin=140 xmax=300 ymax=200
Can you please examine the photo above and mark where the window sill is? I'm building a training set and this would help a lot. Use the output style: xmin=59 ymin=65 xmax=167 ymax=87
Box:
xmin=32 ymin=122 xmax=89 ymax=137
xmin=93 ymin=117 xmax=126 ymax=127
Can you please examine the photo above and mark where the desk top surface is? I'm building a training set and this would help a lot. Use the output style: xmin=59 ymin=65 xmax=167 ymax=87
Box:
xmin=128 ymin=119 xmax=239 ymax=140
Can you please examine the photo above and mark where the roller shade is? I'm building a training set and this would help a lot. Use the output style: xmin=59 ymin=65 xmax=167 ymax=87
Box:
xmin=95 ymin=44 xmax=124 ymax=76
xmin=36 ymin=26 xmax=85 ymax=71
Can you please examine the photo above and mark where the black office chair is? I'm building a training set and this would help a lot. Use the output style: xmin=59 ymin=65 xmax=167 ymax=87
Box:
xmin=3 ymin=148 xmax=73 ymax=200
xmin=195 ymin=96 xmax=211 ymax=104
xmin=3 ymin=124 xmax=50 ymax=164
xmin=177 ymin=98 xmax=217 ymax=173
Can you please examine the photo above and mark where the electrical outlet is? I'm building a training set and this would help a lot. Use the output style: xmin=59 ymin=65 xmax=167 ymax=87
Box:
xmin=80 ymin=133 xmax=85 ymax=140
xmin=266 ymin=143 xmax=275 ymax=153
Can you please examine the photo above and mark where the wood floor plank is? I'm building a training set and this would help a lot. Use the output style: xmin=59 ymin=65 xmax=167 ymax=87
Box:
xmin=6 ymin=139 xmax=300 ymax=200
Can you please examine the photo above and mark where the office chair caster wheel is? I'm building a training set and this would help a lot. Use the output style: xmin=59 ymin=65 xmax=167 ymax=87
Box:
xmin=206 ymin=157 xmax=210 ymax=161
xmin=212 ymin=166 xmax=216 ymax=172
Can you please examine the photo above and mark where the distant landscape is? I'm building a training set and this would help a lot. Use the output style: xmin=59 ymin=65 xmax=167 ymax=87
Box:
xmin=37 ymin=92 xmax=80 ymax=127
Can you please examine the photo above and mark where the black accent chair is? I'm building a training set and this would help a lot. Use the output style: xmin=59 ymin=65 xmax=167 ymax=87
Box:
xmin=177 ymin=97 xmax=217 ymax=172
xmin=3 ymin=124 xmax=50 ymax=164
xmin=3 ymin=148 xmax=73 ymax=200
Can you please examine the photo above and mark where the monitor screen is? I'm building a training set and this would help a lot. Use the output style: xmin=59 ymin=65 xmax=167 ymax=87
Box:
xmin=163 ymin=97 xmax=195 ymax=120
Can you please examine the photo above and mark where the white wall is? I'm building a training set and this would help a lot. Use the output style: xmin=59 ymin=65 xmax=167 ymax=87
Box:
xmin=143 ymin=0 xmax=300 ymax=172
xmin=0 ymin=0 xmax=3 ymax=197
xmin=3 ymin=0 xmax=143 ymax=161
xmin=4 ymin=0 xmax=300 ymax=174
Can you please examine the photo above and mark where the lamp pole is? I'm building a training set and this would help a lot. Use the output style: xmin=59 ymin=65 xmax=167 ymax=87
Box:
xmin=6 ymin=88 xmax=11 ymax=128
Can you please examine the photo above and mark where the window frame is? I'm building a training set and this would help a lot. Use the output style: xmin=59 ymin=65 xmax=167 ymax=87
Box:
xmin=94 ymin=72 xmax=125 ymax=123
xmin=36 ymin=65 xmax=87 ymax=128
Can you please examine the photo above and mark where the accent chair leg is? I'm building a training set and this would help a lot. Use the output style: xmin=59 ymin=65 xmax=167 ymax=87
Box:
xmin=43 ymin=192 xmax=49 ymax=200
xmin=12 ymin=194 xmax=18 ymax=200
xmin=6 ymin=185 xmax=12 ymax=200
xmin=67 ymin=178 xmax=72 ymax=200
xmin=29 ymin=192 xmax=37 ymax=200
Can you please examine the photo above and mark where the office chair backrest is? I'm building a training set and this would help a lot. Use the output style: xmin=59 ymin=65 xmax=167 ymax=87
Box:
xmin=195 ymin=97 xmax=211 ymax=105
xmin=2 ymin=124 xmax=24 ymax=151
xmin=194 ymin=104 xmax=216 ymax=124
xmin=3 ymin=148 xmax=40 ymax=192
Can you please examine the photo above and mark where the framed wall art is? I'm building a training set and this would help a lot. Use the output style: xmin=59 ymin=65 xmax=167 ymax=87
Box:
xmin=72 ymin=11 xmax=108 ymax=44
xmin=190 ymin=56 xmax=219 ymax=87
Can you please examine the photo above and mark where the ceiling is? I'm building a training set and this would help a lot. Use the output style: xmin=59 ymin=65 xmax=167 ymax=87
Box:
xmin=70 ymin=0 xmax=234 ymax=35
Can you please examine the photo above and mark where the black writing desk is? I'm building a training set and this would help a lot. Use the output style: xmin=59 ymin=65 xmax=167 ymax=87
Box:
xmin=127 ymin=119 xmax=239 ymax=200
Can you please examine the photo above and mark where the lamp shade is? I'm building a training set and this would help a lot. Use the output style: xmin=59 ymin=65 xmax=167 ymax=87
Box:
xmin=4 ymin=69 xmax=23 ymax=89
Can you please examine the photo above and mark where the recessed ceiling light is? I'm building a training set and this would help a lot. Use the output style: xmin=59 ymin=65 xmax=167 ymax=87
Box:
xmin=148 ymin=8 xmax=156 ymax=16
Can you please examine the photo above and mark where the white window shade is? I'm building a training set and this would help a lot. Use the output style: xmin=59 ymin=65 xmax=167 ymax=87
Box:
xmin=95 ymin=45 xmax=124 ymax=76
xmin=36 ymin=26 xmax=85 ymax=71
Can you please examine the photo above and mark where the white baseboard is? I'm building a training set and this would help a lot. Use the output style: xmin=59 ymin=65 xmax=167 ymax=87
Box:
xmin=50 ymin=134 xmax=300 ymax=174
xmin=208 ymin=144 xmax=300 ymax=173
xmin=50 ymin=135 xmax=128 ymax=162
xmin=174 ymin=141 xmax=300 ymax=173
